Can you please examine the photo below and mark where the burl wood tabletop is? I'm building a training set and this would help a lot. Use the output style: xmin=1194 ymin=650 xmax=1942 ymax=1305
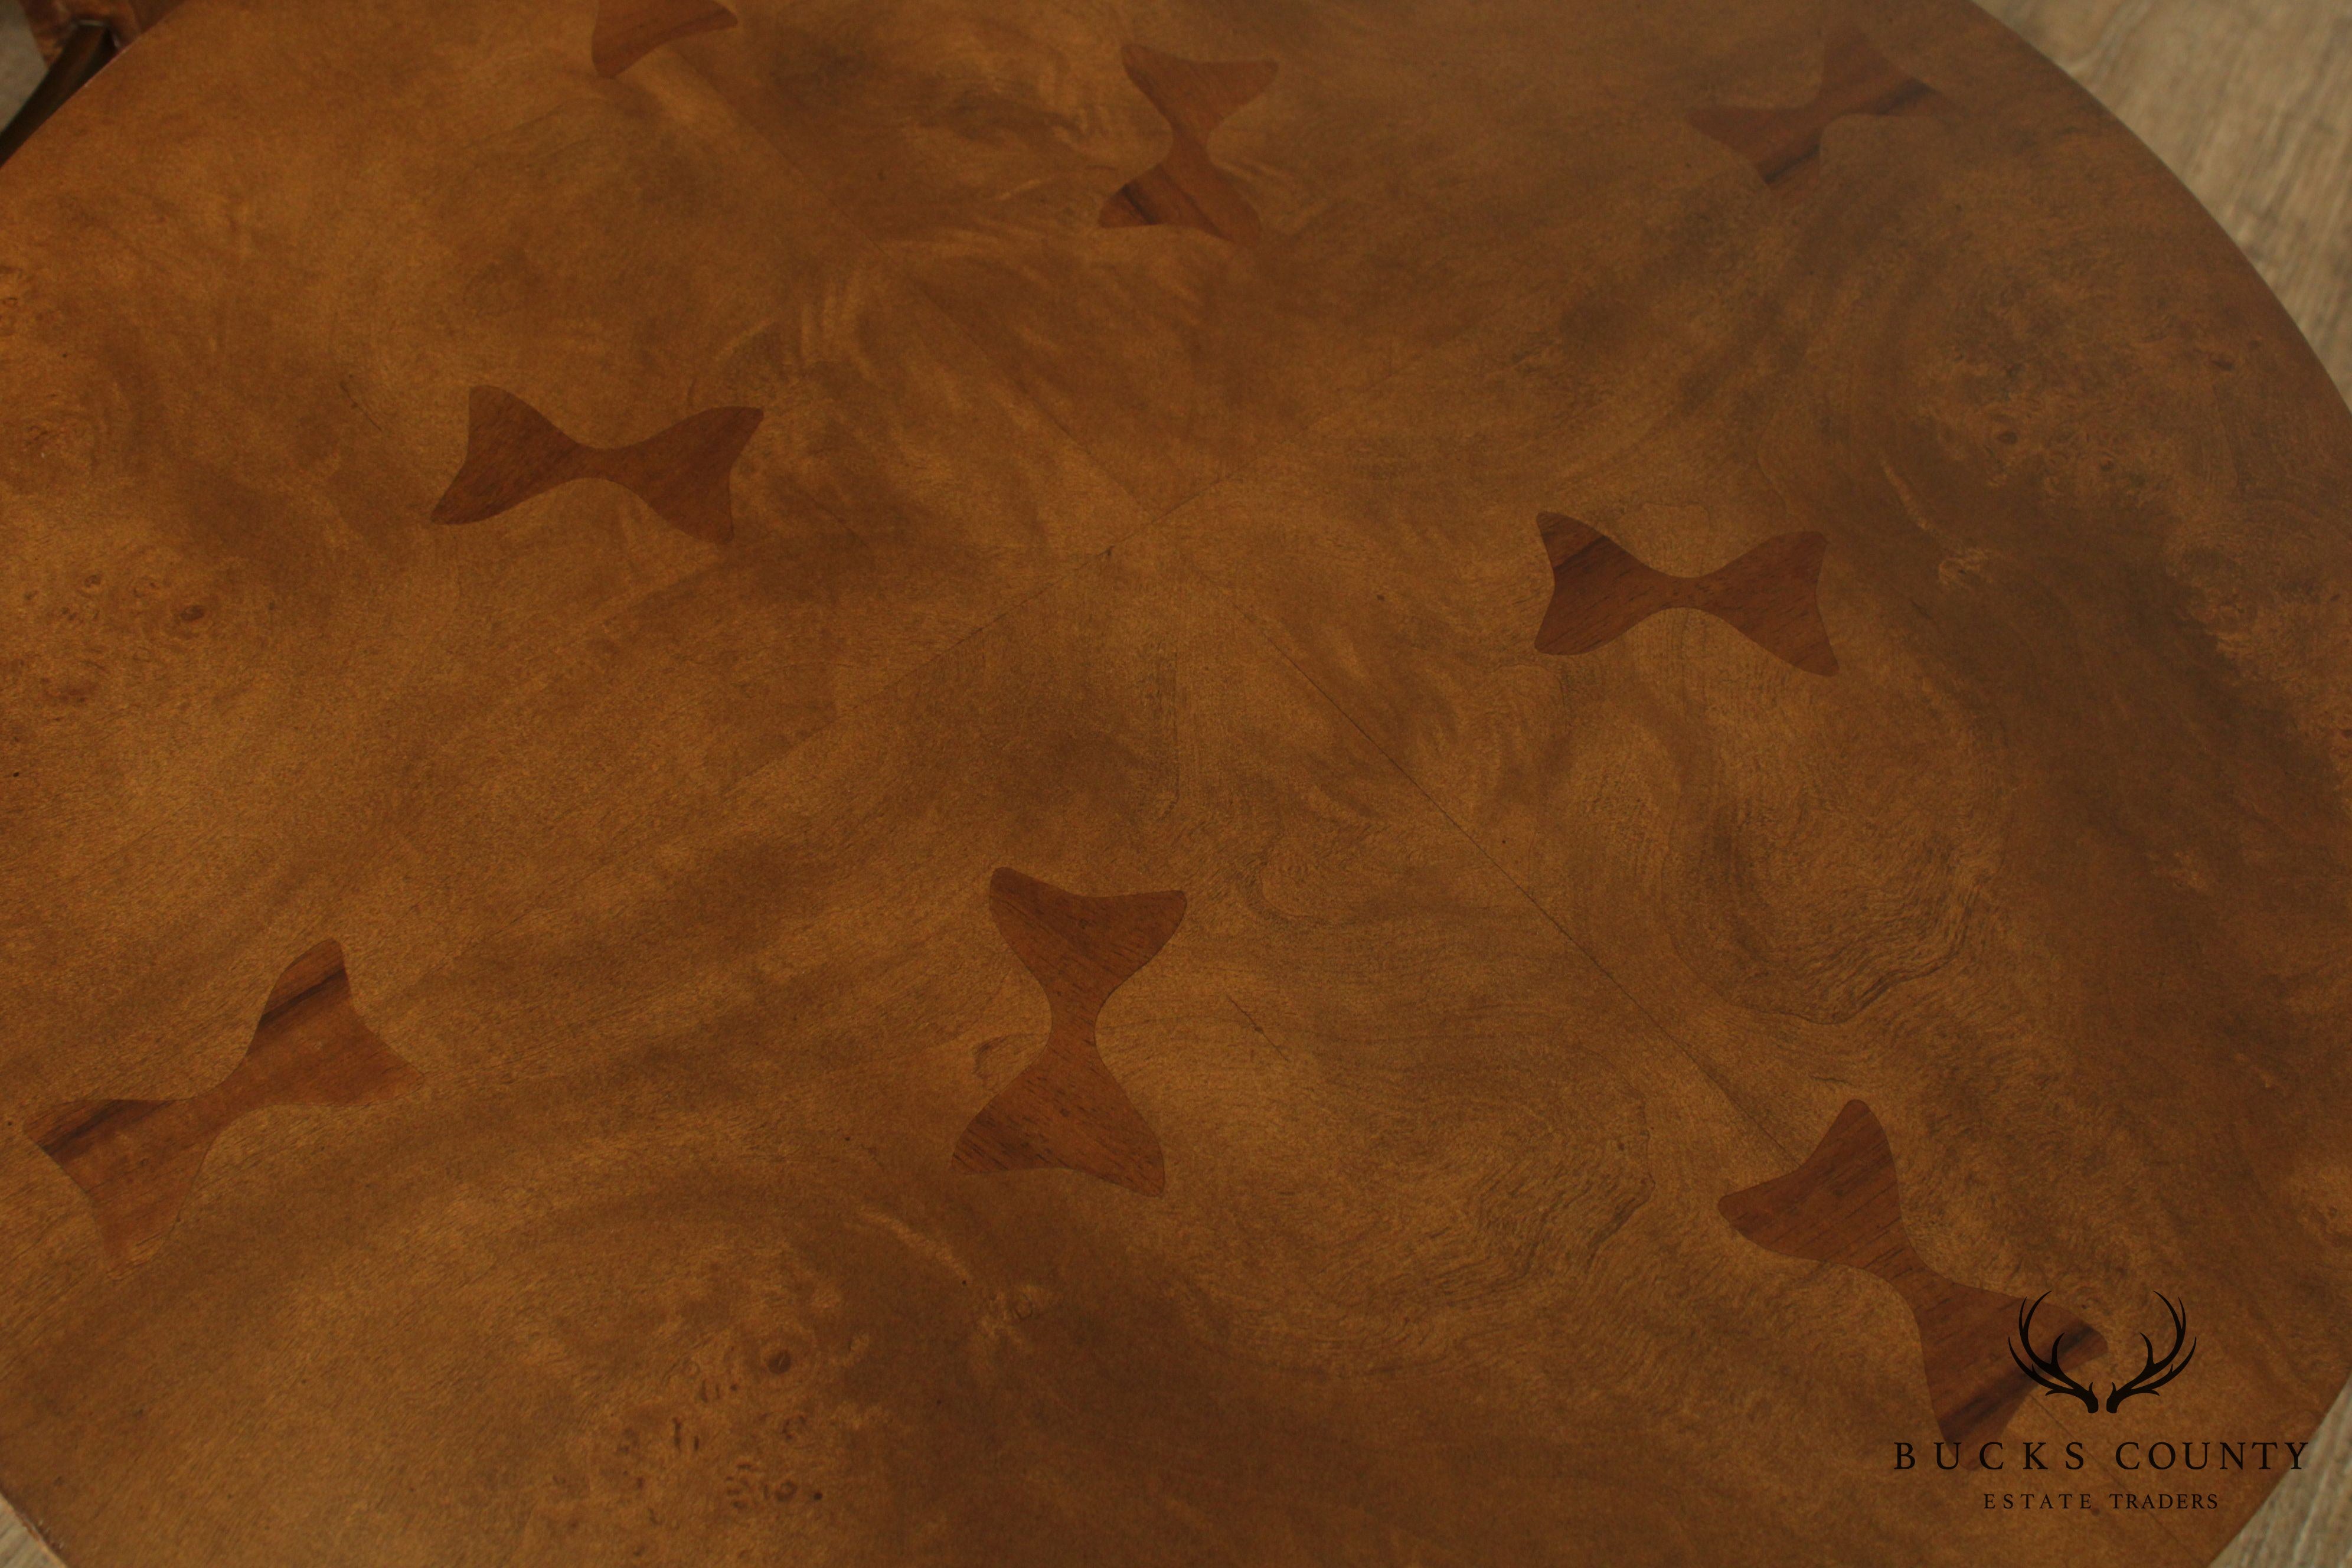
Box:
xmin=3 ymin=0 xmax=2351 ymax=1563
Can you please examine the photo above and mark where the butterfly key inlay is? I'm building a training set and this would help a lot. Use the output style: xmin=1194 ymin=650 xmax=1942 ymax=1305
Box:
xmin=953 ymin=868 xmax=1187 ymax=1197
xmin=1100 ymin=44 xmax=1279 ymax=246
xmin=1688 ymin=24 xmax=1945 ymax=194
xmin=27 ymin=941 xmax=417 ymax=1267
xmin=1721 ymin=1100 xmax=2103 ymax=1448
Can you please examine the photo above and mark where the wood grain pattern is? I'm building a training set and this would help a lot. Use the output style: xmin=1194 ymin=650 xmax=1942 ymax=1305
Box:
xmin=1722 ymin=1099 xmax=2103 ymax=1449
xmin=1098 ymin=44 xmax=1278 ymax=245
xmin=430 ymin=386 xmax=763 ymax=544
xmin=951 ymin=868 xmax=1185 ymax=1195
xmin=2 ymin=0 xmax=2351 ymax=1563
xmin=1688 ymin=22 xmax=1946 ymax=192
xmin=590 ymin=0 xmax=735 ymax=79
xmin=0 ymin=1497 xmax=58 ymax=1568
xmin=24 ymin=942 xmax=413 ymax=1267
xmin=1534 ymin=512 xmax=1837 ymax=675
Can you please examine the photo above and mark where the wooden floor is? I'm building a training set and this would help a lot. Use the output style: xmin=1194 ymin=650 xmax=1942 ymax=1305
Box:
xmin=0 ymin=0 xmax=2347 ymax=1563
xmin=0 ymin=6 xmax=40 ymax=114
xmin=0 ymin=1505 xmax=50 ymax=1568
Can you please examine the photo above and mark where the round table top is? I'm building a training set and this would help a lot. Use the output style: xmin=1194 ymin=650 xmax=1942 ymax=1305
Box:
xmin=6 ymin=0 xmax=2352 ymax=1563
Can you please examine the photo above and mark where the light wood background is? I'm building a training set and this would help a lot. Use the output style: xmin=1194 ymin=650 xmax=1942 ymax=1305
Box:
xmin=0 ymin=1504 xmax=51 ymax=1568
xmin=0 ymin=6 xmax=41 ymax=113
xmin=0 ymin=0 xmax=2347 ymax=1563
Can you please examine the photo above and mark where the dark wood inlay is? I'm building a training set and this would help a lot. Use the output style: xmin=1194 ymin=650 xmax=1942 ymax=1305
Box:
xmin=26 ymin=942 xmax=417 ymax=1267
xmin=1689 ymin=24 xmax=1944 ymax=192
xmin=953 ymin=868 xmax=1187 ymax=1197
xmin=431 ymin=386 xmax=763 ymax=544
xmin=1534 ymin=512 xmax=1837 ymax=675
xmin=1721 ymin=1101 xmax=2103 ymax=1448
xmin=1099 ymin=44 xmax=1278 ymax=246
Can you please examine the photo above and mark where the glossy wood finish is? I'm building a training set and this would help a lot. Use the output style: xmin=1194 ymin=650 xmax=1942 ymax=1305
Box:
xmin=4 ymin=1 xmax=2352 ymax=1564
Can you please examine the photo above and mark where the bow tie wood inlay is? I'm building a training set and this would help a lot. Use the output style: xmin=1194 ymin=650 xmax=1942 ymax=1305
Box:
xmin=1100 ymin=44 xmax=1279 ymax=246
xmin=953 ymin=868 xmax=1187 ymax=1197
xmin=26 ymin=942 xmax=417 ymax=1268
xmin=1534 ymin=512 xmax=1838 ymax=674
xmin=592 ymin=0 xmax=739 ymax=77
xmin=1721 ymin=1101 xmax=2104 ymax=1448
xmin=432 ymin=386 xmax=764 ymax=543
xmin=1688 ymin=25 xmax=1943 ymax=193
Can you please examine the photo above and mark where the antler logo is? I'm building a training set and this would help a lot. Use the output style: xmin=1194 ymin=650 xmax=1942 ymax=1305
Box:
xmin=2013 ymin=1293 xmax=2197 ymax=1415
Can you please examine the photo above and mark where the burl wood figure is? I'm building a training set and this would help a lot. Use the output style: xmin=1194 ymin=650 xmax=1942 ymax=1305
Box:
xmin=953 ymin=869 xmax=1186 ymax=1196
xmin=1721 ymin=1101 xmax=2102 ymax=1448
xmin=431 ymin=386 xmax=763 ymax=543
xmin=1100 ymin=44 xmax=1279 ymax=244
xmin=1533 ymin=512 xmax=1838 ymax=674
xmin=5 ymin=0 xmax=2352 ymax=1563
xmin=25 ymin=943 xmax=414 ymax=1268
xmin=1689 ymin=23 xmax=1946 ymax=193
